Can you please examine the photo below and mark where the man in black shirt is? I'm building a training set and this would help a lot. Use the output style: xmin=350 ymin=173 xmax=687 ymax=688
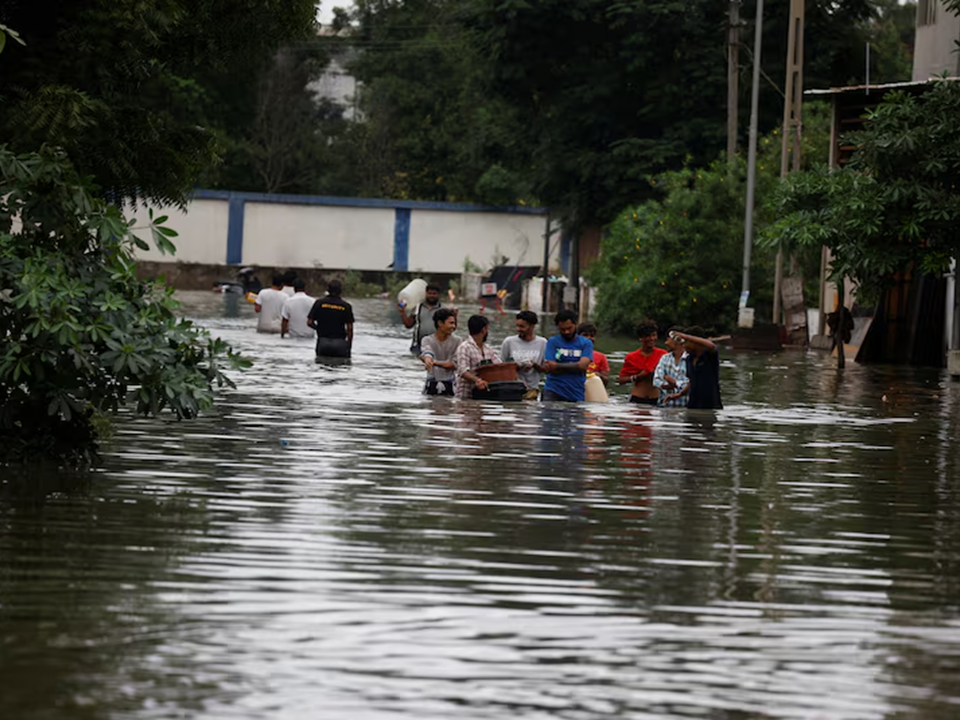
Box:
xmin=670 ymin=326 xmax=723 ymax=410
xmin=307 ymin=279 xmax=355 ymax=358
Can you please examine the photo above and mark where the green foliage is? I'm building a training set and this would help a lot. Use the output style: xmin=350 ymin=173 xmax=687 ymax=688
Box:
xmin=864 ymin=0 xmax=916 ymax=84
xmin=341 ymin=269 xmax=384 ymax=298
xmin=589 ymin=106 xmax=834 ymax=336
xmin=0 ymin=146 xmax=248 ymax=465
xmin=762 ymin=81 xmax=960 ymax=306
xmin=333 ymin=0 xmax=534 ymax=205
xmin=463 ymin=256 xmax=484 ymax=274
xmin=330 ymin=0 xmax=912 ymax=229
xmin=226 ymin=46 xmax=346 ymax=195
xmin=0 ymin=0 xmax=318 ymax=205
xmin=466 ymin=0 xmax=731 ymax=226
xmin=589 ymin=160 xmax=776 ymax=335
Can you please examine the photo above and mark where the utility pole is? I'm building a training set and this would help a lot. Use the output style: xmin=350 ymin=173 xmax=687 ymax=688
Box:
xmin=772 ymin=0 xmax=805 ymax=324
xmin=727 ymin=0 xmax=741 ymax=162
xmin=740 ymin=0 xmax=764 ymax=320
xmin=541 ymin=212 xmax=552 ymax=313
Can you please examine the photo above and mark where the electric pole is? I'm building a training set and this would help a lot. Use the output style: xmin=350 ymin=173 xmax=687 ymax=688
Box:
xmin=740 ymin=0 xmax=764 ymax=319
xmin=727 ymin=0 xmax=741 ymax=162
xmin=772 ymin=0 xmax=805 ymax=325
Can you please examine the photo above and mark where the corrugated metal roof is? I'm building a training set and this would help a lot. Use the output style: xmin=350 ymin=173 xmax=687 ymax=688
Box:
xmin=804 ymin=77 xmax=959 ymax=96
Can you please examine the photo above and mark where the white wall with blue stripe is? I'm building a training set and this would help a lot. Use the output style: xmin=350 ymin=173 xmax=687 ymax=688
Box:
xmin=132 ymin=190 xmax=554 ymax=274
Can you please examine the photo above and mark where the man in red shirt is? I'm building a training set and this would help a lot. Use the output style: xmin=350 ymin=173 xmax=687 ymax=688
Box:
xmin=578 ymin=322 xmax=610 ymax=385
xmin=617 ymin=319 xmax=667 ymax=405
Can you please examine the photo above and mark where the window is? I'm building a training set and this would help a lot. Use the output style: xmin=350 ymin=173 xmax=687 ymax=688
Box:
xmin=918 ymin=0 xmax=938 ymax=27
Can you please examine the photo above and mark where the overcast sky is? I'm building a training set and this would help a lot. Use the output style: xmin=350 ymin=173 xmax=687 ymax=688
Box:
xmin=316 ymin=2 xmax=337 ymax=26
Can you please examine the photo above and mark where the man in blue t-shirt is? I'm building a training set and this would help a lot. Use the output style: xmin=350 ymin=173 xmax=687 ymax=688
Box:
xmin=541 ymin=309 xmax=594 ymax=402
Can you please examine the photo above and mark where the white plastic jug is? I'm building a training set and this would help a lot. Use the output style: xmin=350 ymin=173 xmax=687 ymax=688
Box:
xmin=397 ymin=278 xmax=427 ymax=309
xmin=584 ymin=373 xmax=609 ymax=403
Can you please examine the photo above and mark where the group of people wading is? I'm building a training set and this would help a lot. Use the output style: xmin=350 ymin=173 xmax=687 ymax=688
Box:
xmin=404 ymin=284 xmax=721 ymax=408
xmin=615 ymin=320 xmax=723 ymax=409
xmin=251 ymin=275 xmax=721 ymax=408
xmin=253 ymin=274 xmax=354 ymax=359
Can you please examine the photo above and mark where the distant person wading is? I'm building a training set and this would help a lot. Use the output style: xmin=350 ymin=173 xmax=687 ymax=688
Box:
xmin=398 ymin=283 xmax=445 ymax=356
xmin=253 ymin=274 xmax=286 ymax=334
xmin=308 ymin=279 xmax=354 ymax=359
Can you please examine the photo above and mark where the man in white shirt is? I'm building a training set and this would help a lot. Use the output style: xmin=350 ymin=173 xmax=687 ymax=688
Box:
xmin=280 ymin=279 xmax=315 ymax=339
xmin=280 ymin=270 xmax=297 ymax=297
xmin=500 ymin=310 xmax=548 ymax=399
xmin=254 ymin=274 xmax=286 ymax=333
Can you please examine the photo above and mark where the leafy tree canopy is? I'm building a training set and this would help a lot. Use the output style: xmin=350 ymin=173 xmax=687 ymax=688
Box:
xmin=589 ymin=103 xmax=834 ymax=334
xmin=762 ymin=80 xmax=960 ymax=306
xmin=332 ymin=0 xmax=915 ymax=229
xmin=0 ymin=0 xmax=318 ymax=205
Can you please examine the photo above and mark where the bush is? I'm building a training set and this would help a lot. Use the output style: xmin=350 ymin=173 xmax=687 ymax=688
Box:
xmin=0 ymin=146 xmax=247 ymax=466
xmin=341 ymin=268 xmax=383 ymax=298
xmin=589 ymin=160 xmax=777 ymax=335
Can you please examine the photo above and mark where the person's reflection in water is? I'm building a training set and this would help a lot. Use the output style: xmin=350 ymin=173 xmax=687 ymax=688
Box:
xmin=535 ymin=405 xmax=589 ymax=523
xmin=453 ymin=401 xmax=502 ymax=457
xmin=685 ymin=409 xmax=720 ymax=436
xmin=618 ymin=410 xmax=656 ymax=514
xmin=314 ymin=355 xmax=352 ymax=368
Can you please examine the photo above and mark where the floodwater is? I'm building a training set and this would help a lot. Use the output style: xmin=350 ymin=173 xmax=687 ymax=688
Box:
xmin=2 ymin=292 xmax=960 ymax=720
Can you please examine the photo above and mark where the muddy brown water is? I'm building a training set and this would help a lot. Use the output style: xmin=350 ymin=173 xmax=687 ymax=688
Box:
xmin=2 ymin=292 xmax=959 ymax=719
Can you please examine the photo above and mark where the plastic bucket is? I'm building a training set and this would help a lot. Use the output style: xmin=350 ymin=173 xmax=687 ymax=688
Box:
xmin=475 ymin=362 xmax=519 ymax=384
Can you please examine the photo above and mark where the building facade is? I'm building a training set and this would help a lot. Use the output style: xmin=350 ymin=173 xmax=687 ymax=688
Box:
xmin=913 ymin=0 xmax=960 ymax=81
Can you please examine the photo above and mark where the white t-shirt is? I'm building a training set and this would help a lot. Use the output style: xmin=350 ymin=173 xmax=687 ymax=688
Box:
xmin=500 ymin=335 xmax=548 ymax=389
xmin=281 ymin=285 xmax=296 ymax=297
xmin=281 ymin=293 xmax=316 ymax=338
xmin=255 ymin=288 xmax=286 ymax=333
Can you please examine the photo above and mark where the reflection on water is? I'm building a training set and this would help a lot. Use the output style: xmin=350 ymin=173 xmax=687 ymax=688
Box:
xmin=2 ymin=292 xmax=960 ymax=719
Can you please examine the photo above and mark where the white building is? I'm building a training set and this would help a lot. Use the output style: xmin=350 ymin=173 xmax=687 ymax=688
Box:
xmin=309 ymin=47 xmax=361 ymax=121
xmin=913 ymin=0 xmax=960 ymax=80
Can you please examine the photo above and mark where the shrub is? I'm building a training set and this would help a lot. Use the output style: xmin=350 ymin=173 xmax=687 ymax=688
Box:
xmin=0 ymin=146 xmax=247 ymax=466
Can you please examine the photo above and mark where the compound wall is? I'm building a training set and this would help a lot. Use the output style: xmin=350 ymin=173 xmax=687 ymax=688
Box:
xmin=131 ymin=190 xmax=552 ymax=275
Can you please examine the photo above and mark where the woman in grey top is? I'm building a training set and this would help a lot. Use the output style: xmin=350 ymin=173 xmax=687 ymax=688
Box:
xmin=419 ymin=308 xmax=459 ymax=396
xmin=500 ymin=310 xmax=548 ymax=399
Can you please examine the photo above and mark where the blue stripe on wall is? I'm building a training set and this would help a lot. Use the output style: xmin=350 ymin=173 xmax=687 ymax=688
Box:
xmin=226 ymin=195 xmax=245 ymax=264
xmin=192 ymin=188 xmax=548 ymax=216
xmin=393 ymin=208 xmax=411 ymax=272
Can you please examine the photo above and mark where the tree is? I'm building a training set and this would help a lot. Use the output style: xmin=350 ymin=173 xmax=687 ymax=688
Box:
xmin=337 ymin=0 xmax=532 ymax=204
xmin=762 ymin=80 xmax=960 ymax=308
xmin=588 ymin=105 xmax=834 ymax=335
xmin=466 ymin=0 xmax=731 ymax=227
xmin=864 ymin=0 xmax=916 ymax=84
xmin=330 ymin=0 xmax=915 ymax=230
xmin=0 ymin=0 xmax=318 ymax=206
xmin=230 ymin=47 xmax=346 ymax=195
xmin=0 ymin=146 xmax=247 ymax=465
xmin=588 ymin=161 xmax=776 ymax=335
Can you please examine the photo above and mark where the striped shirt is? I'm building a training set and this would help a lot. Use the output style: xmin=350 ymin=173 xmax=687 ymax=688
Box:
xmin=454 ymin=338 xmax=501 ymax=399
xmin=653 ymin=352 xmax=689 ymax=407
